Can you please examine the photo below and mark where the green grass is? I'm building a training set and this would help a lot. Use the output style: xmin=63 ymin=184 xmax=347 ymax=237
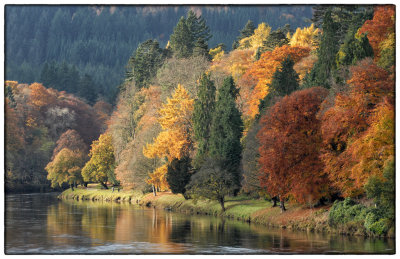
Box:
xmin=59 ymin=187 xmax=144 ymax=203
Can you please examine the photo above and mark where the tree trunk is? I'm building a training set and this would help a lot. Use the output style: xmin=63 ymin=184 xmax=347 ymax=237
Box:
xmin=280 ymin=199 xmax=286 ymax=213
xmin=218 ymin=196 xmax=226 ymax=212
xmin=84 ymin=182 xmax=88 ymax=187
xmin=101 ymin=182 xmax=108 ymax=189
xmin=272 ymin=197 xmax=278 ymax=207
xmin=152 ymin=184 xmax=157 ymax=196
xmin=70 ymin=184 xmax=74 ymax=191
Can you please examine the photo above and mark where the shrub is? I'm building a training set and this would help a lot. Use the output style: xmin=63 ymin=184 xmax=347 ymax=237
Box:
xmin=328 ymin=198 xmax=368 ymax=226
xmin=364 ymin=208 xmax=392 ymax=236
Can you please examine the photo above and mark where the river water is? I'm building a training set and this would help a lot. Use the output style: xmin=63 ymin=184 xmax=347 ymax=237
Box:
xmin=4 ymin=193 xmax=395 ymax=254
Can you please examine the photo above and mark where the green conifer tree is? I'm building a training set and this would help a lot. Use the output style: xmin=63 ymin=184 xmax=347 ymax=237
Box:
xmin=166 ymin=156 xmax=192 ymax=199
xmin=192 ymin=73 xmax=216 ymax=167
xmin=306 ymin=10 xmax=340 ymax=88
xmin=269 ymin=56 xmax=300 ymax=96
xmin=208 ymin=76 xmax=243 ymax=188
xmin=169 ymin=17 xmax=195 ymax=58
xmin=232 ymin=20 xmax=256 ymax=49
xmin=125 ymin=39 xmax=165 ymax=88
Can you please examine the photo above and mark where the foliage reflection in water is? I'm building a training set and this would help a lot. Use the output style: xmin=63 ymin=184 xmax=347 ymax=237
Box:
xmin=5 ymin=193 xmax=394 ymax=254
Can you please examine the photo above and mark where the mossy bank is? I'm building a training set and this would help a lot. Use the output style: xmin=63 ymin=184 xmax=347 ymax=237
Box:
xmin=59 ymin=188 xmax=394 ymax=238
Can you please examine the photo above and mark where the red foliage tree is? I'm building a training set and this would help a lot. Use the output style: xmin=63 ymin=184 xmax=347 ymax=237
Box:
xmin=258 ymin=87 xmax=328 ymax=211
xmin=358 ymin=5 xmax=395 ymax=60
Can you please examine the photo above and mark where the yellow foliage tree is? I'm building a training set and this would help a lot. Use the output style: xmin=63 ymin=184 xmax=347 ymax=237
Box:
xmin=143 ymin=84 xmax=194 ymax=192
xmin=238 ymin=22 xmax=271 ymax=50
xmin=81 ymin=133 xmax=116 ymax=189
xmin=209 ymin=45 xmax=225 ymax=61
xmin=289 ymin=23 xmax=320 ymax=49
xmin=240 ymin=45 xmax=310 ymax=118
xmin=46 ymin=148 xmax=85 ymax=188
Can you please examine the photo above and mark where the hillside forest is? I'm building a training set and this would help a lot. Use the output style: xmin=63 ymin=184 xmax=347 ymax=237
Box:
xmin=5 ymin=5 xmax=395 ymax=236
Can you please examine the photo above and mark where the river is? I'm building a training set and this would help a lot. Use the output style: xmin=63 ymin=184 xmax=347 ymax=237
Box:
xmin=4 ymin=193 xmax=395 ymax=254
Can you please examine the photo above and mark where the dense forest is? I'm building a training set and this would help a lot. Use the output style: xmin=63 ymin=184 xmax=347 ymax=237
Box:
xmin=5 ymin=5 xmax=313 ymax=103
xmin=5 ymin=5 xmax=395 ymax=236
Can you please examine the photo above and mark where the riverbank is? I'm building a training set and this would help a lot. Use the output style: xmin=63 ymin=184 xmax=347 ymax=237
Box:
xmin=59 ymin=188 xmax=334 ymax=234
xmin=58 ymin=188 xmax=395 ymax=238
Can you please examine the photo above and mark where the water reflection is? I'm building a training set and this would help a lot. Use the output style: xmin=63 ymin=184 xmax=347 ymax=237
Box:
xmin=5 ymin=193 xmax=395 ymax=254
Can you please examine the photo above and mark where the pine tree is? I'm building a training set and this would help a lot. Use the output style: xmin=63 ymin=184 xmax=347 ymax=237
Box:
xmin=169 ymin=17 xmax=195 ymax=58
xmin=269 ymin=56 xmax=300 ymax=96
xmin=307 ymin=10 xmax=340 ymax=88
xmin=186 ymin=10 xmax=211 ymax=42
xmin=232 ymin=20 xmax=256 ymax=49
xmin=170 ymin=11 xmax=212 ymax=59
xmin=125 ymin=39 xmax=166 ymax=88
xmin=166 ymin=156 xmax=192 ymax=198
xmin=192 ymin=73 xmax=216 ymax=167
xmin=208 ymin=76 xmax=243 ymax=188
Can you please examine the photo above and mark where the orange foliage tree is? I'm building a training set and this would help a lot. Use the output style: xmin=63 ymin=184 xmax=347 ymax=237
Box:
xmin=320 ymin=58 xmax=394 ymax=197
xmin=358 ymin=5 xmax=395 ymax=60
xmin=240 ymin=45 xmax=310 ymax=118
xmin=111 ymin=85 xmax=163 ymax=191
xmin=349 ymin=98 xmax=394 ymax=191
xmin=258 ymin=87 xmax=328 ymax=211
xmin=52 ymin=129 xmax=88 ymax=160
xmin=143 ymin=84 xmax=194 ymax=192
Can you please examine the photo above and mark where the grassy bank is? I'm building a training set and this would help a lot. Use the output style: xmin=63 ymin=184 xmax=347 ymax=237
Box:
xmin=59 ymin=187 xmax=333 ymax=234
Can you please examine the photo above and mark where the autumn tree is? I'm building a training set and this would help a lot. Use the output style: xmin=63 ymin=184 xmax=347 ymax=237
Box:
xmin=52 ymin=129 xmax=88 ymax=160
xmin=358 ymin=5 xmax=395 ymax=60
xmin=258 ymin=87 xmax=328 ymax=211
xmin=289 ymin=23 xmax=320 ymax=49
xmin=111 ymin=85 xmax=162 ymax=191
xmin=143 ymin=84 xmax=194 ymax=194
xmin=243 ymin=57 xmax=299 ymax=198
xmin=82 ymin=133 xmax=116 ymax=189
xmin=320 ymin=59 xmax=394 ymax=197
xmin=349 ymin=99 xmax=394 ymax=193
xmin=238 ymin=22 xmax=271 ymax=50
xmin=93 ymin=100 xmax=113 ymax=133
xmin=46 ymin=148 xmax=86 ymax=190
xmin=192 ymin=73 xmax=216 ymax=167
xmin=240 ymin=45 xmax=310 ymax=118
